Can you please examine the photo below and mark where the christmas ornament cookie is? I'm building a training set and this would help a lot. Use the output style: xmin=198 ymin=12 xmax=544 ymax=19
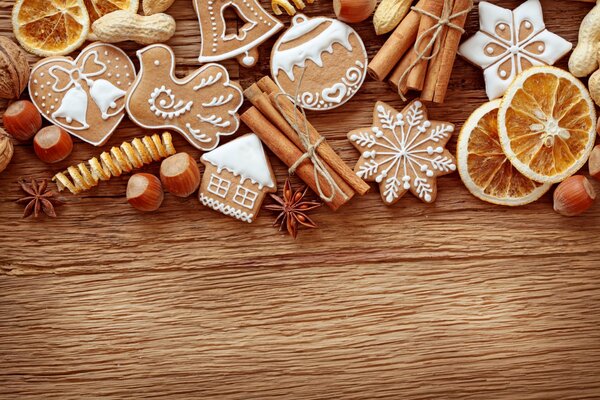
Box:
xmin=28 ymin=42 xmax=136 ymax=146
xmin=194 ymin=0 xmax=283 ymax=68
xmin=271 ymin=14 xmax=368 ymax=111
xmin=126 ymin=44 xmax=244 ymax=151
xmin=199 ymin=133 xmax=277 ymax=223
xmin=458 ymin=0 xmax=572 ymax=100
xmin=348 ymin=100 xmax=456 ymax=205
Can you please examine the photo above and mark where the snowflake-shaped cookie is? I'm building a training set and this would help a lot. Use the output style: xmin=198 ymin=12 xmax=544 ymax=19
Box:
xmin=458 ymin=0 xmax=572 ymax=100
xmin=348 ymin=101 xmax=456 ymax=205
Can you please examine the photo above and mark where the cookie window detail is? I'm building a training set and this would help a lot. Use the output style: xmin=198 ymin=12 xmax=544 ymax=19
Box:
xmin=233 ymin=186 xmax=258 ymax=209
xmin=208 ymin=174 xmax=231 ymax=198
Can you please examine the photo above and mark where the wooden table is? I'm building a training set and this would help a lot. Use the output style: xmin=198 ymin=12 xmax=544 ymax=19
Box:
xmin=2 ymin=0 xmax=600 ymax=398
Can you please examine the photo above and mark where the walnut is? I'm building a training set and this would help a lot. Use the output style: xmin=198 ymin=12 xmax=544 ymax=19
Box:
xmin=0 ymin=128 xmax=14 ymax=174
xmin=0 ymin=36 xmax=30 ymax=100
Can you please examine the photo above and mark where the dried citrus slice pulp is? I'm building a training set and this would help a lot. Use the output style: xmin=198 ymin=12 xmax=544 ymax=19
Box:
xmin=498 ymin=66 xmax=597 ymax=184
xmin=84 ymin=0 xmax=138 ymax=24
xmin=12 ymin=0 xmax=90 ymax=57
xmin=458 ymin=100 xmax=552 ymax=206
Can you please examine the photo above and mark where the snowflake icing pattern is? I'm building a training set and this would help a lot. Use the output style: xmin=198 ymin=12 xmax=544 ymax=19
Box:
xmin=458 ymin=0 xmax=572 ymax=100
xmin=348 ymin=101 xmax=456 ymax=205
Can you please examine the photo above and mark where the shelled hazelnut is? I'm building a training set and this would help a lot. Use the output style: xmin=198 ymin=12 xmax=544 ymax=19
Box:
xmin=127 ymin=173 xmax=164 ymax=212
xmin=160 ymin=152 xmax=201 ymax=197
xmin=33 ymin=126 xmax=73 ymax=164
xmin=3 ymin=100 xmax=42 ymax=141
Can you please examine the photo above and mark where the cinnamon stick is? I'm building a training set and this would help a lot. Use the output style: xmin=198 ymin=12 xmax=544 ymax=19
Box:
xmin=433 ymin=0 xmax=471 ymax=103
xmin=388 ymin=51 xmax=413 ymax=95
xmin=241 ymin=107 xmax=352 ymax=211
xmin=244 ymin=84 xmax=356 ymax=200
xmin=406 ymin=0 xmax=446 ymax=91
xmin=421 ymin=0 xmax=454 ymax=101
xmin=256 ymin=77 xmax=370 ymax=196
xmin=367 ymin=0 xmax=426 ymax=82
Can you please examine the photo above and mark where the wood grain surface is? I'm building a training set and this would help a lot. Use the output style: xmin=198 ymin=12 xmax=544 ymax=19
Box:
xmin=1 ymin=0 xmax=600 ymax=398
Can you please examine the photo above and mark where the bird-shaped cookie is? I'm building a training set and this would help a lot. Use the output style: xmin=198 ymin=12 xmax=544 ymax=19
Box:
xmin=125 ymin=44 xmax=244 ymax=151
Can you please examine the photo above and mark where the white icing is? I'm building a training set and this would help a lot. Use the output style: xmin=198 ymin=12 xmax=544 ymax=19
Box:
xmin=272 ymin=15 xmax=354 ymax=81
xmin=201 ymin=133 xmax=275 ymax=189
xmin=126 ymin=44 xmax=244 ymax=151
xmin=195 ymin=0 xmax=283 ymax=64
xmin=349 ymin=101 xmax=455 ymax=204
xmin=149 ymin=86 xmax=193 ymax=119
xmin=458 ymin=0 xmax=572 ymax=100
xmin=89 ymin=79 xmax=127 ymax=120
xmin=28 ymin=43 xmax=136 ymax=145
xmin=199 ymin=193 xmax=254 ymax=223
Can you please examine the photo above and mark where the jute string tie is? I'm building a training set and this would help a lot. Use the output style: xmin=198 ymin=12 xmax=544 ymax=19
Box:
xmin=397 ymin=0 xmax=473 ymax=100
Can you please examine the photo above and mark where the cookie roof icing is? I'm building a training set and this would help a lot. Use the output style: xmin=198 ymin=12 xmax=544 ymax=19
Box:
xmin=201 ymin=134 xmax=275 ymax=189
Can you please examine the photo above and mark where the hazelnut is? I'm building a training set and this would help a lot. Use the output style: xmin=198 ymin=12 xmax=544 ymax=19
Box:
xmin=0 ymin=36 xmax=30 ymax=100
xmin=3 ymin=100 xmax=42 ymax=141
xmin=127 ymin=173 xmax=164 ymax=212
xmin=333 ymin=0 xmax=377 ymax=23
xmin=553 ymin=175 xmax=596 ymax=217
xmin=160 ymin=152 xmax=201 ymax=197
xmin=33 ymin=126 xmax=73 ymax=164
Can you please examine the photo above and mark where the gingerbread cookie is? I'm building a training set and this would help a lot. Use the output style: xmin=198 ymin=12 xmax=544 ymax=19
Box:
xmin=194 ymin=0 xmax=283 ymax=67
xmin=458 ymin=0 xmax=572 ymax=100
xmin=270 ymin=14 xmax=368 ymax=111
xmin=199 ymin=133 xmax=277 ymax=223
xmin=125 ymin=44 xmax=244 ymax=151
xmin=28 ymin=42 xmax=136 ymax=146
xmin=348 ymin=101 xmax=456 ymax=205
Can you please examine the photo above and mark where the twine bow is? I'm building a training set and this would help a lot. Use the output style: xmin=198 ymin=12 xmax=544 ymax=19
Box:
xmin=273 ymin=70 xmax=348 ymax=203
xmin=397 ymin=0 xmax=473 ymax=100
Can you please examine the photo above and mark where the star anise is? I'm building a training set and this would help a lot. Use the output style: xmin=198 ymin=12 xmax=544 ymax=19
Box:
xmin=265 ymin=178 xmax=321 ymax=239
xmin=16 ymin=178 xmax=62 ymax=218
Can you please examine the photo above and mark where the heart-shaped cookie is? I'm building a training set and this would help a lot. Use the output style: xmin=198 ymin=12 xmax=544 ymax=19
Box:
xmin=29 ymin=42 xmax=136 ymax=146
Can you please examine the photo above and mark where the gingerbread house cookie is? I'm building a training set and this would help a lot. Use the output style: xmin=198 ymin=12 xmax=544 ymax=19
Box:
xmin=199 ymin=134 xmax=277 ymax=223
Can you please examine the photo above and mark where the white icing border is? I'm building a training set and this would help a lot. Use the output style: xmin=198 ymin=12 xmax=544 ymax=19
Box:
xmin=28 ymin=42 xmax=135 ymax=147
xmin=125 ymin=44 xmax=244 ymax=151
xmin=194 ymin=0 xmax=283 ymax=64
xmin=199 ymin=193 xmax=254 ymax=223
xmin=270 ymin=15 xmax=368 ymax=112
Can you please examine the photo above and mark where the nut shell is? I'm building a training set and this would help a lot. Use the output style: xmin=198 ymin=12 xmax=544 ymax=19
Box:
xmin=0 ymin=36 xmax=30 ymax=100
xmin=3 ymin=100 xmax=42 ymax=141
xmin=553 ymin=175 xmax=596 ymax=217
xmin=33 ymin=126 xmax=73 ymax=164
xmin=0 ymin=128 xmax=14 ymax=174
xmin=334 ymin=0 xmax=377 ymax=23
xmin=160 ymin=152 xmax=201 ymax=197
xmin=590 ymin=145 xmax=600 ymax=180
xmin=127 ymin=173 xmax=164 ymax=212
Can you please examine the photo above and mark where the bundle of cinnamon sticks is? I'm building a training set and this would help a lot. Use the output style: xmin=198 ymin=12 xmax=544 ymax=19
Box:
xmin=368 ymin=0 xmax=471 ymax=103
xmin=241 ymin=76 xmax=370 ymax=211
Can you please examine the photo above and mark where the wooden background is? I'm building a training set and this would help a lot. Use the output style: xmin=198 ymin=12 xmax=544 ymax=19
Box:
xmin=2 ymin=0 xmax=600 ymax=398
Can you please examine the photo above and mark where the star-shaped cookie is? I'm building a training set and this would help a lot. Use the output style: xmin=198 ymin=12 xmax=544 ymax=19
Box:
xmin=458 ymin=0 xmax=572 ymax=100
xmin=348 ymin=100 xmax=456 ymax=205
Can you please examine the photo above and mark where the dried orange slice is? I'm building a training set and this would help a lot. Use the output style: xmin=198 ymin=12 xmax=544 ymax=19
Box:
xmin=12 ymin=0 xmax=90 ymax=57
xmin=498 ymin=66 xmax=597 ymax=183
xmin=84 ymin=0 xmax=138 ymax=24
xmin=457 ymin=100 xmax=551 ymax=206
